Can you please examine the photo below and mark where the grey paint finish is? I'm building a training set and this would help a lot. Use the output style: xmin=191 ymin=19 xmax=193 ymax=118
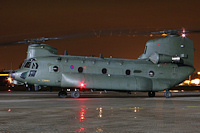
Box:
xmin=12 ymin=35 xmax=195 ymax=94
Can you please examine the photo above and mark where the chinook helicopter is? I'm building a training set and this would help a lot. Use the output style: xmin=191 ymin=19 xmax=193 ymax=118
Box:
xmin=2 ymin=29 xmax=197 ymax=98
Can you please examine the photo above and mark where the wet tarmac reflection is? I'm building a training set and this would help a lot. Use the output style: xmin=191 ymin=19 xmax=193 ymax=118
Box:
xmin=77 ymin=107 xmax=86 ymax=132
xmin=1 ymin=92 xmax=200 ymax=132
xmin=72 ymin=98 xmax=178 ymax=132
xmin=96 ymin=107 xmax=103 ymax=118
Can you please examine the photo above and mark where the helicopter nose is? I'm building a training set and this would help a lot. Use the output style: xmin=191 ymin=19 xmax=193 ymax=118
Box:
xmin=9 ymin=70 xmax=28 ymax=80
xmin=9 ymin=72 xmax=15 ymax=79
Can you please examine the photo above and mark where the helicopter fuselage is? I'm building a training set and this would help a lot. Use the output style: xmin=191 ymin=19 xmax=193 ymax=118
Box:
xmin=9 ymin=34 xmax=196 ymax=98
xmin=13 ymin=55 xmax=194 ymax=92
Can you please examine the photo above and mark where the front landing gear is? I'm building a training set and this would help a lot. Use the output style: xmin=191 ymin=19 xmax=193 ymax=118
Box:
xmin=148 ymin=91 xmax=155 ymax=97
xmin=71 ymin=91 xmax=80 ymax=98
xmin=164 ymin=90 xmax=172 ymax=98
xmin=58 ymin=90 xmax=67 ymax=98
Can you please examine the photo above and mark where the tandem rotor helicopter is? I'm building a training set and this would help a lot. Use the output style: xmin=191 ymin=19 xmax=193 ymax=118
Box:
xmin=0 ymin=29 xmax=198 ymax=98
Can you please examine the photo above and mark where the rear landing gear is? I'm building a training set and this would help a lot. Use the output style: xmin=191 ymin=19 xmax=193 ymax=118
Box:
xmin=58 ymin=89 xmax=81 ymax=98
xmin=148 ymin=91 xmax=155 ymax=97
xmin=71 ymin=91 xmax=80 ymax=98
xmin=58 ymin=90 xmax=67 ymax=98
xmin=164 ymin=90 xmax=172 ymax=98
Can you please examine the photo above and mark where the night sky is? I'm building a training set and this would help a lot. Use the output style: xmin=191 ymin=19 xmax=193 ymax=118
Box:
xmin=1 ymin=0 xmax=200 ymax=71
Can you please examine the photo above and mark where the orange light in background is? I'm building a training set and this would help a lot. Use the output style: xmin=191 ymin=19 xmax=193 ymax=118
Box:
xmin=161 ymin=34 xmax=167 ymax=37
xmin=7 ymin=77 xmax=12 ymax=82
xmin=197 ymin=72 xmax=200 ymax=75
xmin=190 ymin=78 xmax=200 ymax=85
xmin=184 ymin=80 xmax=190 ymax=85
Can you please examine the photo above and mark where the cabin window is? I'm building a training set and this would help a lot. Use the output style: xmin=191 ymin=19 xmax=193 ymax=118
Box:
xmin=78 ymin=67 xmax=83 ymax=73
xmin=102 ymin=68 xmax=107 ymax=74
xmin=149 ymin=71 xmax=155 ymax=77
xmin=180 ymin=44 xmax=185 ymax=48
xmin=53 ymin=66 xmax=59 ymax=72
xmin=125 ymin=69 xmax=131 ymax=75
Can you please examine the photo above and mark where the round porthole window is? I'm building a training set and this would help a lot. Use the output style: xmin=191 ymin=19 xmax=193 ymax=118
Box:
xmin=78 ymin=67 xmax=83 ymax=73
xmin=149 ymin=71 xmax=154 ymax=77
xmin=102 ymin=68 xmax=107 ymax=74
xmin=53 ymin=66 xmax=59 ymax=72
xmin=125 ymin=69 xmax=131 ymax=75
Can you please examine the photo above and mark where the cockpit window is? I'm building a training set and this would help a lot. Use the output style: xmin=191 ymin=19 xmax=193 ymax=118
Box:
xmin=36 ymin=63 xmax=38 ymax=69
xmin=32 ymin=63 xmax=39 ymax=69
xmin=29 ymin=70 xmax=37 ymax=77
xmin=144 ymin=46 xmax=147 ymax=54
xmin=24 ymin=62 xmax=31 ymax=68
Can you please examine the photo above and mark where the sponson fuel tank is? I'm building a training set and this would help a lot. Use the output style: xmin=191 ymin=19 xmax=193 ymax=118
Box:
xmin=61 ymin=73 xmax=153 ymax=91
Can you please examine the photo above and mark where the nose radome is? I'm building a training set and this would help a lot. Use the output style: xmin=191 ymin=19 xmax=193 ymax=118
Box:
xmin=9 ymin=70 xmax=28 ymax=81
xmin=9 ymin=72 xmax=15 ymax=79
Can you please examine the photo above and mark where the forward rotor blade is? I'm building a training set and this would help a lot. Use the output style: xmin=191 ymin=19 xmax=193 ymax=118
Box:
xmin=1 ymin=29 xmax=200 ymax=46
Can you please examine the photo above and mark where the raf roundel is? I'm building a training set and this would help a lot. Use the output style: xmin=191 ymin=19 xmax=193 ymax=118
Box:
xmin=70 ymin=65 xmax=74 ymax=69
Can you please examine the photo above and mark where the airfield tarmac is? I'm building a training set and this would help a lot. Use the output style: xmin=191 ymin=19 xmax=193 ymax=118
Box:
xmin=0 ymin=90 xmax=200 ymax=133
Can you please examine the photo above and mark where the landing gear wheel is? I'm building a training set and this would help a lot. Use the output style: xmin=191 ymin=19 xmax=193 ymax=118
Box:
xmin=71 ymin=91 xmax=80 ymax=98
xmin=148 ymin=91 xmax=155 ymax=97
xmin=27 ymin=85 xmax=32 ymax=91
xmin=164 ymin=91 xmax=172 ymax=98
xmin=58 ymin=91 xmax=67 ymax=98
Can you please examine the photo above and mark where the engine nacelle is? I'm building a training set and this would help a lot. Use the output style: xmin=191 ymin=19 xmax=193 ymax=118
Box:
xmin=138 ymin=35 xmax=194 ymax=66
xmin=149 ymin=53 xmax=181 ymax=64
xmin=27 ymin=44 xmax=57 ymax=59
